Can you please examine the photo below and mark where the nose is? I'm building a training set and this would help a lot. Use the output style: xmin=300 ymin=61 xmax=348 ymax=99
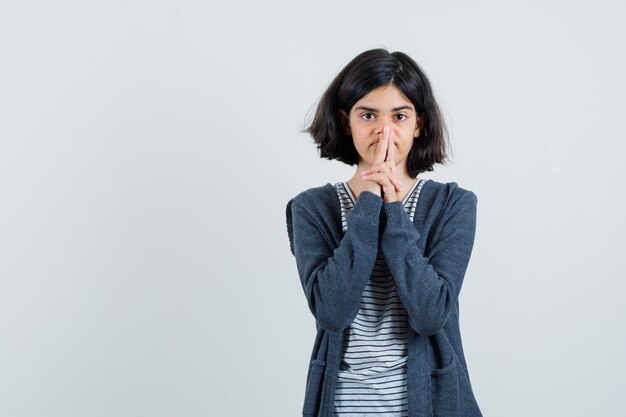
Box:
xmin=375 ymin=118 xmax=393 ymax=135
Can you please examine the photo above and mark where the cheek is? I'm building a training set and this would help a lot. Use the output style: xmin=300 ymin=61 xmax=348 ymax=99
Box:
xmin=396 ymin=140 xmax=413 ymax=155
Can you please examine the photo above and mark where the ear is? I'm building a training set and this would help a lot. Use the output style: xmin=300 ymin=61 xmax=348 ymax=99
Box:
xmin=337 ymin=109 xmax=351 ymax=135
xmin=414 ymin=115 xmax=426 ymax=138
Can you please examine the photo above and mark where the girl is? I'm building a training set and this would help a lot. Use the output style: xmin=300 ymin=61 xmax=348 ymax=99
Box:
xmin=286 ymin=48 xmax=482 ymax=417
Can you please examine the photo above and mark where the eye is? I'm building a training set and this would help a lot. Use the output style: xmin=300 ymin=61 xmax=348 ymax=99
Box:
xmin=395 ymin=114 xmax=408 ymax=121
xmin=361 ymin=113 xmax=375 ymax=120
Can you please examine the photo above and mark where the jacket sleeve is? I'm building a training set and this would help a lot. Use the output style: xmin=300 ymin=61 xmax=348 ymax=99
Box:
xmin=379 ymin=189 xmax=478 ymax=336
xmin=286 ymin=191 xmax=383 ymax=332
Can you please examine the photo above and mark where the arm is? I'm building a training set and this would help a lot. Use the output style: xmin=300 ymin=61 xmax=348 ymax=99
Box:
xmin=286 ymin=191 xmax=382 ymax=332
xmin=380 ymin=190 xmax=478 ymax=336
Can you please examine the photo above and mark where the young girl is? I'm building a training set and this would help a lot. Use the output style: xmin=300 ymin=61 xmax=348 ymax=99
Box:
xmin=286 ymin=48 xmax=482 ymax=417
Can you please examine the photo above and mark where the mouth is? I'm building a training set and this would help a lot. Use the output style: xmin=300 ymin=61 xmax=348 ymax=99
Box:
xmin=370 ymin=141 xmax=396 ymax=147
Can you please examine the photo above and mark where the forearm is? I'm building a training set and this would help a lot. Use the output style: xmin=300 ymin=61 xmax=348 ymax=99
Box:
xmin=290 ymin=191 xmax=383 ymax=331
xmin=380 ymin=192 xmax=477 ymax=336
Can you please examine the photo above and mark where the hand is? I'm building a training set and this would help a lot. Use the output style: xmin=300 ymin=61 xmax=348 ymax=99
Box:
xmin=361 ymin=176 xmax=383 ymax=197
xmin=360 ymin=126 xmax=402 ymax=203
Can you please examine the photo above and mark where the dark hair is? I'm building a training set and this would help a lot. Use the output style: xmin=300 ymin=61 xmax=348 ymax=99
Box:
xmin=305 ymin=48 xmax=450 ymax=177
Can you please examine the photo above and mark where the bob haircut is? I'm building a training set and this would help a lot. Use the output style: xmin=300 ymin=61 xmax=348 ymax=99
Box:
xmin=305 ymin=48 xmax=450 ymax=177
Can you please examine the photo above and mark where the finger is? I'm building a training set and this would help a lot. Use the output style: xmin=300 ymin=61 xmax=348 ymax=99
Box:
xmin=387 ymin=132 xmax=397 ymax=178
xmin=375 ymin=171 xmax=401 ymax=192
xmin=373 ymin=126 xmax=390 ymax=166
xmin=387 ymin=132 xmax=396 ymax=163
xmin=384 ymin=175 xmax=401 ymax=196
xmin=373 ymin=132 xmax=386 ymax=166
xmin=390 ymin=175 xmax=402 ymax=193
xmin=361 ymin=162 xmax=391 ymax=176
xmin=380 ymin=175 xmax=400 ymax=197
xmin=361 ymin=172 xmax=383 ymax=184
xmin=363 ymin=172 xmax=401 ymax=193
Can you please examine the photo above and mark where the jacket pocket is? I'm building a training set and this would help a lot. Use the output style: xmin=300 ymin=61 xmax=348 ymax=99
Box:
xmin=430 ymin=355 xmax=460 ymax=416
xmin=302 ymin=359 xmax=326 ymax=416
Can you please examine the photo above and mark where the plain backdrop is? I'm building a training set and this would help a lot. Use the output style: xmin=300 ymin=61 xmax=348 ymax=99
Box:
xmin=1 ymin=1 xmax=625 ymax=416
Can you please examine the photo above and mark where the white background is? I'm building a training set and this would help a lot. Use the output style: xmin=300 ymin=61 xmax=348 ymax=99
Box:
xmin=1 ymin=1 xmax=625 ymax=416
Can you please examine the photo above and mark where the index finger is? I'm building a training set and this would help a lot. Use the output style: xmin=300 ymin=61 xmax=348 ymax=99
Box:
xmin=387 ymin=132 xmax=396 ymax=164
xmin=373 ymin=127 xmax=389 ymax=166
xmin=386 ymin=133 xmax=397 ymax=177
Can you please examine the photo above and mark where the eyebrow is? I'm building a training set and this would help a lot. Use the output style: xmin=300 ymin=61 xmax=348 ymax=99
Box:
xmin=354 ymin=105 xmax=414 ymax=112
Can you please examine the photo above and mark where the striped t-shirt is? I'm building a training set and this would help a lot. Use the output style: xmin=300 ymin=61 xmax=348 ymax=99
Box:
xmin=332 ymin=177 xmax=426 ymax=417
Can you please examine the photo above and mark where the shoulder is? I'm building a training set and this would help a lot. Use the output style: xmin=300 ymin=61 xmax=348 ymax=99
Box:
xmin=285 ymin=183 xmax=338 ymax=255
xmin=418 ymin=179 xmax=478 ymax=228
xmin=422 ymin=178 xmax=477 ymax=206
xmin=286 ymin=183 xmax=337 ymax=211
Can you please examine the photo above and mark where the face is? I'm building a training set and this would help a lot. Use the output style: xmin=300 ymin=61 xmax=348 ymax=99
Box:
xmin=339 ymin=84 xmax=423 ymax=169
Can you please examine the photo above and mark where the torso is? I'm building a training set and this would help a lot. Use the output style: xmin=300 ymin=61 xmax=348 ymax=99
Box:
xmin=331 ymin=177 xmax=426 ymax=416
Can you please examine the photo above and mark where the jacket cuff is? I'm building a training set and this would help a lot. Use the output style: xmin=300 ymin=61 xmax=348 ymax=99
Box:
xmin=350 ymin=191 xmax=383 ymax=221
xmin=382 ymin=201 xmax=407 ymax=230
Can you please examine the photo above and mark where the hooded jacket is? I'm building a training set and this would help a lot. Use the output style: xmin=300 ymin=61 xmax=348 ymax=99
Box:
xmin=285 ymin=179 xmax=483 ymax=417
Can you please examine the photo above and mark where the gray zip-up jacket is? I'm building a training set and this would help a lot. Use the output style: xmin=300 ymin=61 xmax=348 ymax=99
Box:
xmin=285 ymin=179 xmax=483 ymax=417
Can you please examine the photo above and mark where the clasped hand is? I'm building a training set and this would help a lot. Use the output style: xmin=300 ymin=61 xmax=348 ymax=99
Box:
xmin=360 ymin=126 xmax=403 ymax=204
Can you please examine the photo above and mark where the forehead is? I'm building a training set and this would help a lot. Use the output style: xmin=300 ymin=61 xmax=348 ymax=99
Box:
xmin=352 ymin=84 xmax=414 ymax=110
